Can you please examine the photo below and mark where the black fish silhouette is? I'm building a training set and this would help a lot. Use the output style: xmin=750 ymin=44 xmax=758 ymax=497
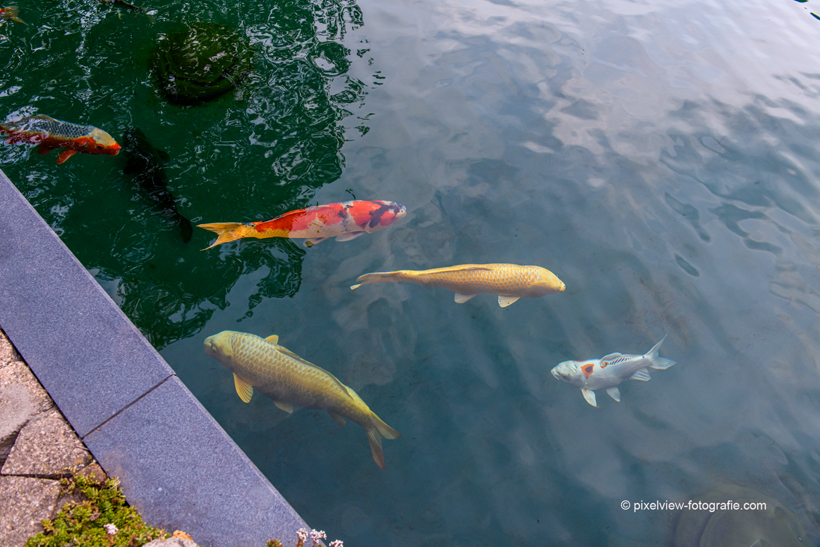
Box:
xmin=122 ymin=127 xmax=193 ymax=242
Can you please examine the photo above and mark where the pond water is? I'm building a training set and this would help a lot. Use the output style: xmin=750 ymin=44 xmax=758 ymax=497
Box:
xmin=3 ymin=0 xmax=820 ymax=545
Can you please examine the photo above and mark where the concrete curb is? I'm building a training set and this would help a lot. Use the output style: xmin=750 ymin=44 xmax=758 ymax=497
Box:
xmin=0 ymin=168 xmax=310 ymax=547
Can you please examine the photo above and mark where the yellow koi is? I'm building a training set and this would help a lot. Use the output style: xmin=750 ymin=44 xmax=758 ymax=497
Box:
xmin=204 ymin=330 xmax=400 ymax=469
xmin=351 ymin=263 xmax=565 ymax=307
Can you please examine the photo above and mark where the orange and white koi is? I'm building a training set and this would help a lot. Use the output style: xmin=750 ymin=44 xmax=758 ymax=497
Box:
xmin=0 ymin=115 xmax=121 ymax=164
xmin=351 ymin=263 xmax=565 ymax=307
xmin=551 ymin=336 xmax=676 ymax=407
xmin=198 ymin=200 xmax=407 ymax=250
xmin=0 ymin=6 xmax=25 ymax=24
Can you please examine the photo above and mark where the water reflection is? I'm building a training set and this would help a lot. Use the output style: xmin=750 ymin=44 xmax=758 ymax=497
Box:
xmin=0 ymin=0 xmax=371 ymax=350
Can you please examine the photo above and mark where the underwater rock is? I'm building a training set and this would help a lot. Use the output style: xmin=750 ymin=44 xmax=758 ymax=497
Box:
xmin=669 ymin=484 xmax=805 ymax=547
xmin=153 ymin=22 xmax=253 ymax=105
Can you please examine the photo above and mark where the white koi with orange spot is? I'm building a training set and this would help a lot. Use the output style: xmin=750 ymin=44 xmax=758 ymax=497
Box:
xmin=550 ymin=336 xmax=676 ymax=407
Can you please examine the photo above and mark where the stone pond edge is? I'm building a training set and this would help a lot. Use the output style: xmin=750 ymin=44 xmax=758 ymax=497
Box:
xmin=0 ymin=168 xmax=310 ymax=546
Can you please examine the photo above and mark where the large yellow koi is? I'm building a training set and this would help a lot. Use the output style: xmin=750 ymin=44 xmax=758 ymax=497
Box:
xmin=351 ymin=263 xmax=565 ymax=307
xmin=204 ymin=330 xmax=400 ymax=469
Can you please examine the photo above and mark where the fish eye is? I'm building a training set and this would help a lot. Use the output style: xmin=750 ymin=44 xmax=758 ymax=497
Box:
xmin=96 ymin=144 xmax=103 ymax=149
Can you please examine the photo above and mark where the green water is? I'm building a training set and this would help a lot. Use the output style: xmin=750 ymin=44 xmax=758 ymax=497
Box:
xmin=4 ymin=0 xmax=820 ymax=545
xmin=1 ymin=0 xmax=368 ymax=348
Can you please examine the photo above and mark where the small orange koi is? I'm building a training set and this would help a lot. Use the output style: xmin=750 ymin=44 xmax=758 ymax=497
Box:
xmin=0 ymin=114 xmax=121 ymax=164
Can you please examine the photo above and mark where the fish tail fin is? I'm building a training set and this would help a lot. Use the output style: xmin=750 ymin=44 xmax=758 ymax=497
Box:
xmin=197 ymin=222 xmax=252 ymax=250
xmin=350 ymin=271 xmax=403 ymax=290
xmin=5 ymin=6 xmax=26 ymax=24
xmin=365 ymin=412 xmax=401 ymax=469
xmin=647 ymin=334 xmax=676 ymax=370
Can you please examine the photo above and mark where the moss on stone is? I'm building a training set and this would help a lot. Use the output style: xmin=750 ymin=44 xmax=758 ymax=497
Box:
xmin=25 ymin=472 xmax=169 ymax=547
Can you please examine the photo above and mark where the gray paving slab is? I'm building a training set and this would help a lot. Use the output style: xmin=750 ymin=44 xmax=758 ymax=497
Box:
xmin=83 ymin=376 xmax=309 ymax=547
xmin=0 ymin=169 xmax=174 ymax=437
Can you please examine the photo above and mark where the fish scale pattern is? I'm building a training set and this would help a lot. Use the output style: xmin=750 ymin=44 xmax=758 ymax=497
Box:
xmin=228 ymin=332 xmax=339 ymax=407
xmin=422 ymin=264 xmax=539 ymax=292
xmin=9 ymin=116 xmax=95 ymax=140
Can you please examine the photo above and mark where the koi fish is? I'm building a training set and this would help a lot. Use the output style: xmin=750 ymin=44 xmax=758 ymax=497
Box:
xmin=550 ymin=335 xmax=676 ymax=407
xmin=122 ymin=127 xmax=193 ymax=242
xmin=0 ymin=6 xmax=25 ymax=24
xmin=198 ymin=200 xmax=406 ymax=250
xmin=204 ymin=330 xmax=401 ymax=469
xmin=0 ymin=115 xmax=121 ymax=164
xmin=351 ymin=263 xmax=565 ymax=307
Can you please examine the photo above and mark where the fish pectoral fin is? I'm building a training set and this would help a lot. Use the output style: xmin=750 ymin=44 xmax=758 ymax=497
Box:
xmin=36 ymin=144 xmax=55 ymax=155
xmin=56 ymin=149 xmax=78 ymax=164
xmin=606 ymin=387 xmax=621 ymax=402
xmin=497 ymin=295 xmax=521 ymax=308
xmin=274 ymin=401 xmax=294 ymax=413
xmin=304 ymin=238 xmax=326 ymax=247
xmin=264 ymin=335 xmax=279 ymax=344
xmin=629 ymin=369 xmax=651 ymax=381
xmin=233 ymin=374 xmax=254 ymax=403
xmin=335 ymin=232 xmax=365 ymax=242
xmin=328 ymin=410 xmax=347 ymax=427
xmin=454 ymin=293 xmax=477 ymax=304
xmin=582 ymin=388 xmax=598 ymax=407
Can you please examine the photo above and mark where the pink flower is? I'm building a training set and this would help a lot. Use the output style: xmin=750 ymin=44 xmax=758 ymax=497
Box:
xmin=329 ymin=541 xmax=344 ymax=547
xmin=104 ymin=523 xmax=118 ymax=535
xmin=310 ymin=530 xmax=327 ymax=541
xmin=296 ymin=528 xmax=308 ymax=543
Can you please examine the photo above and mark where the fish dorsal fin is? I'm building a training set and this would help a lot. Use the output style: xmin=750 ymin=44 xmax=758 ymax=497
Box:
xmin=601 ymin=353 xmax=628 ymax=365
xmin=328 ymin=410 xmax=347 ymax=427
xmin=445 ymin=265 xmax=494 ymax=273
xmin=233 ymin=374 xmax=253 ymax=403
xmin=31 ymin=114 xmax=56 ymax=122
xmin=274 ymin=401 xmax=294 ymax=413
xmin=276 ymin=346 xmax=354 ymax=400
xmin=454 ymin=293 xmax=477 ymax=304
xmin=498 ymin=295 xmax=521 ymax=308
xmin=265 ymin=335 xmax=279 ymax=344
xmin=582 ymin=388 xmax=598 ymax=407
xmin=606 ymin=387 xmax=621 ymax=402
xmin=630 ymin=369 xmax=651 ymax=381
